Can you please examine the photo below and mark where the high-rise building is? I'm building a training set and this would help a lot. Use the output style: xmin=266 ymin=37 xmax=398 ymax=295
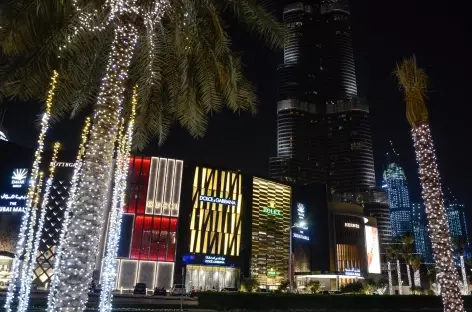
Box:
xmin=444 ymin=195 xmax=469 ymax=242
xmin=382 ymin=162 xmax=411 ymax=239
xmin=269 ymin=1 xmax=325 ymax=185
xmin=411 ymin=202 xmax=433 ymax=263
xmin=270 ymin=0 xmax=376 ymax=194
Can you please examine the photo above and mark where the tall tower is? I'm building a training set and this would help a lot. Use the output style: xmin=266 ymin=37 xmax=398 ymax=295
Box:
xmin=382 ymin=162 xmax=411 ymax=239
xmin=269 ymin=1 xmax=325 ymax=185
xmin=321 ymin=0 xmax=375 ymax=193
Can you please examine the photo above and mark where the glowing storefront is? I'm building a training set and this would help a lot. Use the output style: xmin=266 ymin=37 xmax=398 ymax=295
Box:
xmin=113 ymin=157 xmax=183 ymax=291
xmin=182 ymin=167 xmax=242 ymax=291
xmin=250 ymin=177 xmax=291 ymax=288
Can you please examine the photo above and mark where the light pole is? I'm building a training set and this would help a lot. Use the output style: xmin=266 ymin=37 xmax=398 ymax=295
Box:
xmin=288 ymin=221 xmax=306 ymax=293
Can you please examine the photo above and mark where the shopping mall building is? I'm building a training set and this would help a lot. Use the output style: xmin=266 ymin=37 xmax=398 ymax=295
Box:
xmin=111 ymin=156 xmax=381 ymax=292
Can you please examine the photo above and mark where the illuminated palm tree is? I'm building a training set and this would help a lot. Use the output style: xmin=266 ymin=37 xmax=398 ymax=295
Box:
xmin=0 ymin=1 xmax=283 ymax=311
xmin=453 ymin=236 xmax=469 ymax=294
xmin=400 ymin=233 xmax=415 ymax=290
xmin=386 ymin=245 xmax=396 ymax=295
xmin=394 ymin=56 xmax=463 ymax=311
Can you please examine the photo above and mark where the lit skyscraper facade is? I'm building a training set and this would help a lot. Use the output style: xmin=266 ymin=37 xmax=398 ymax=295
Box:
xmin=270 ymin=0 xmax=376 ymax=193
xmin=382 ymin=162 xmax=411 ymax=239
xmin=269 ymin=1 xmax=325 ymax=185
xmin=411 ymin=202 xmax=433 ymax=263
xmin=444 ymin=196 xmax=469 ymax=242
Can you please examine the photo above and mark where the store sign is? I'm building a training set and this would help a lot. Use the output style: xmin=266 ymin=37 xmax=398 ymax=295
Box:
xmin=293 ymin=203 xmax=309 ymax=241
xmin=203 ymin=255 xmax=226 ymax=265
xmin=293 ymin=233 xmax=309 ymax=241
xmin=263 ymin=207 xmax=281 ymax=216
xmin=51 ymin=162 xmax=76 ymax=168
xmin=0 ymin=194 xmax=27 ymax=213
xmin=345 ymin=223 xmax=359 ymax=229
xmin=267 ymin=268 xmax=277 ymax=277
xmin=345 ymin=268 xmax=361 ymax=277
xmin=11 ymin=169 xmax=28 ymax=188
xmin=199 ymin=195 xmax=237 ymax=206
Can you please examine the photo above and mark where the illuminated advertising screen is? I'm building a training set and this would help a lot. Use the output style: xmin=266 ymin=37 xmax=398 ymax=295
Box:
xmin=365 ymin=225 xmax=381 ymax=274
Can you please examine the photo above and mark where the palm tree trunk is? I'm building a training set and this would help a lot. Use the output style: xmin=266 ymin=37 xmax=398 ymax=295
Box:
xmin=388 ymin=261 xmax=393 ymax=295
xmin=460 ymin=255 xmax=468 ymax=295
xmin=48 ymin=20 xmax=138 ymax=311
xmin=414 ymin=269 xmax=421 ymax=288
xmin=412 ymin=123 xmax=463 ymax=311
xmin=397 ymin=260 xmax=403 ymax=295
xmin=406 ymin=264 xmax=412 ymax=291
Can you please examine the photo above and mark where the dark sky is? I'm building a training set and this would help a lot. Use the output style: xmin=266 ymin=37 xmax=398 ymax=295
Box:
xmin=1 ymin=0 xmax=471 ymax=208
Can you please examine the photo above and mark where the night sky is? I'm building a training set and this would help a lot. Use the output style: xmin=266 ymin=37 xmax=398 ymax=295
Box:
xmin=1 ymin=0 xmax=471 ymax=209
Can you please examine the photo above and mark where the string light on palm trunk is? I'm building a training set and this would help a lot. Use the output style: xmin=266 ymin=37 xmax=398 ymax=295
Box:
xmin=99 ymin=85 xmax=137 ymax=312
xmin=412 ymin=123 xmax=463 ymax=311
xmin=46 ymin=118 xmax=91 ymax=312
xmin=4 ymin=71 xmax=58 ymax=312
xmin=18 ymin=143 xmax=61 ymax=312
xmin=50 ymin=11 xmax=139 ymax=310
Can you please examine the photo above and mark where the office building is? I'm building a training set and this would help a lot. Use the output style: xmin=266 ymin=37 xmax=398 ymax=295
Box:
xmin=382 ymin=162 xmax=411 ymax=239
xmin=444 ymin=196 xmax=469 ymax=241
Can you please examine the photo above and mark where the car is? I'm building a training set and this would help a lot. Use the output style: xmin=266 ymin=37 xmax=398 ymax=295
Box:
xmin=221 ymin=287 xmax=238 ymax=292
xmin=153 ymin=287 xmax=167 ymax=296
xmin=133 ymin=283 xmax=147 ymax=295
xmin=171 ymin=284 xmax=186 ymax=296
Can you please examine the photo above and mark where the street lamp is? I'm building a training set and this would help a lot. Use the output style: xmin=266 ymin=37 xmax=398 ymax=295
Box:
xmin=288 ymin=221 xmax=306 ymax=292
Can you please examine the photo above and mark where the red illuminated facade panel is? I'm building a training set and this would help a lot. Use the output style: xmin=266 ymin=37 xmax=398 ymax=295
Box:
xmin=115 ymin=156 xmax=183 ymax=290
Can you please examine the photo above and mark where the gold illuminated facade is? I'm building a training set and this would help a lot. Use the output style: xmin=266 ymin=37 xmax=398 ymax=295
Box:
xmin=189 ymin=167 xmax=242 ymax=256
xmin=251 ymin=178 xmax=291 ymax=287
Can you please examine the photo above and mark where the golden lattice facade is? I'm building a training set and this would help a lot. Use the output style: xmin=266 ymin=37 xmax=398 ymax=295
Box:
xmin=250 ymin=177 xmax=291 ymax=287
xmin=189 ymin=167 xmax=242 ymax=256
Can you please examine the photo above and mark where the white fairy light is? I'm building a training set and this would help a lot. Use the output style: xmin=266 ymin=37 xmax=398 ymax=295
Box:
xmin=412 ymin=123 xmax=463 ymax=311
xmin=406 ymin=264 xmax=412 ymax=290
xmin=5 ymin=71 xmax=58 ymax=312
xmin=50 ymin=5 xmax=139 ymax=310
xmin=99 ymin=86 xmax=136 ymax=312
xmin=387 ymin=261 xmax=393 ymax=295
xmin=396 ymin=260 xmax=402 ymax=295
xmin=47 ymin=118 xmax=91 ymax=312
xmin=18 ymin=142 xmax=61 ymax=312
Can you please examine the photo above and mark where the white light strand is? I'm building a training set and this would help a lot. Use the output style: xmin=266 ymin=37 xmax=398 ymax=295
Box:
xmin=4 ymin=71 xmax=58 ymax=312
xmin=99 ymin=85 xmax=136 ymax=312
xmin=406 ymin=264 xmax=412 ymax=290
xmin=18 ymin=142 xmax=61 ymax=312
xmin=387 ymin=261 xmax=393 ymax=295
xmin=50 ymin=8 xmax=139 ymax=309
xmin=396 ymin=260 xmax=402 ymax=295
xmin=460 ymin=255 xmax=468 ymax=295
xmin=414 ymin=269 xmax=421 ymax=288
xmin=46 ymin=118 xmax=91 ymax=312
xmin=412 ymin=123 xmax=463 ymax=311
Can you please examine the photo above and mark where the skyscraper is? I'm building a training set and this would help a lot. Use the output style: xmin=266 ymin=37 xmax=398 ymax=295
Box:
xmin=269 ymin=1 xmax=325 ymax=185
xmin=382 ymin=162 xmax=411 ymax=238
xmin=411 ymin=202 xmax=433 ymax=263
xmin=270 ymin=0 xmax=376 ymax=194
xmin=444 ymin=194 xmax=469 ymax=242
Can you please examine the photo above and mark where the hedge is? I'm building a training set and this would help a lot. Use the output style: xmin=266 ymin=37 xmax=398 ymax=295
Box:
xmin=198 ymin=292 xmax=472 ymax=311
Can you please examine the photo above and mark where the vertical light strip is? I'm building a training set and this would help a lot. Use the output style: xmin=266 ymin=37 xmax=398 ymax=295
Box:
xmin=18 ymin=143 xmax=61 ymax=312
xmin=171 ymin=160 xmax=183 ymax=217
xmin=5 ymin=71 xmax=58 ymax=312
xmin=146 ymin=157 xmax=159 ymax=215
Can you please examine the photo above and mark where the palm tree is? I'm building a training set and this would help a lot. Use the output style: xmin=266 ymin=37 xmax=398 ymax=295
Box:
xmin=453 ymin=236 xmax=469 ymax=294
xmin=400 ymin=233 xmax=415 ymax=290
xmin=410 ymin=255 xmax=422 ymax=288
xmin=394 ymin=56 xmax=463 ymax=311
xmin=385 ymin=245 xmax=396 ymax=295
xmin=0 ymin=1 xmax=283 ymax=311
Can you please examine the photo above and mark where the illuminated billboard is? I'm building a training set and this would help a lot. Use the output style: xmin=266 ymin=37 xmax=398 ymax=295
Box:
xmin=365 ymin=225 xmax=381 ymax=274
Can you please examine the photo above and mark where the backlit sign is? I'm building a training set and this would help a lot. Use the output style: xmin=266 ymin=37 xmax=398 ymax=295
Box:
xmin=293 ymin=203 xmax=309 ymax=241
xmin=198 ymin=195 xmax=237 ymax=206
xmin=345 ymin=268 xmax=361 ymax=277
xmin=11 ymin=169 xmax=28 ymax=188
xmin=203 ymin=256 xmax=226 ymax=265
xmin=0 ymin=194 xmax=27 ymax=214
xmin=263 ymin=207 xmax=282 ymax=216
xmin=345 ymin=223 xmax=359 ymax=229
xmin=51 ymin=162 xmax=76 ymax=168
xmin=365 ymin=226 xmax=381 ymax=274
